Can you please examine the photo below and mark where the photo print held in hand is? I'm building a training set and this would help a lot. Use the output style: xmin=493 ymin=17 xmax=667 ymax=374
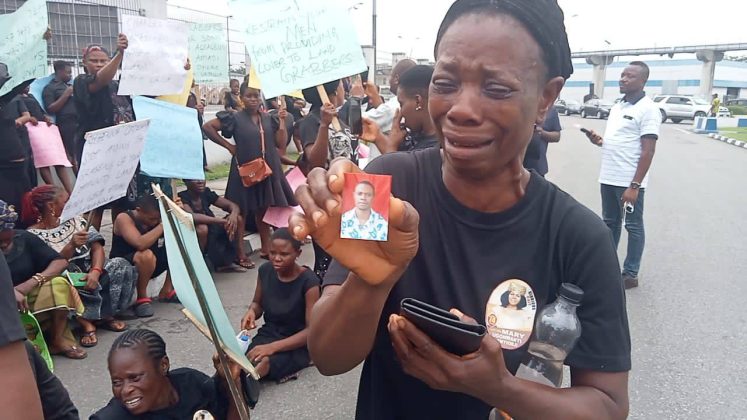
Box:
xmin=340 ymin=173 xmax=391 ymax=241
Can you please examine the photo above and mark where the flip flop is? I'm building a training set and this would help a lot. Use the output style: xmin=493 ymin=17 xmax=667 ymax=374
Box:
xmin=218 ymin=263 xmax=248 ymax=273
xmin=51 ymin=345 xmax=87 ymax=360
xmin=235 ymin=259 xmax=255 ymax=270
xmin=80 ymin=331 xmax=98 ymax=348
xmin=134 ymin=299 xmax=155 ymax=318
xmin=96 ymin=319 xmax=128 ymax=332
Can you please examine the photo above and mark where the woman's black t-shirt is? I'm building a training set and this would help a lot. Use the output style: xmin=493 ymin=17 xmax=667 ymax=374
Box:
xmin=4 ymin=230 xmax=62 ymax=286
xmin=90 ymin=368 xmax=230 ymax=420
xmin=324 ymin=147 xmax=631 ymax=419
xmin=258 ymin=262 xmax=320 ymax=338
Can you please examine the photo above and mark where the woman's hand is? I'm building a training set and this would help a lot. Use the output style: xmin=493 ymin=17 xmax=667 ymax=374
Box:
xmin=83 ymin=271 xmax=100 ymax=292
xmin=289 ymin=158 xmax=419 ymax=286
xmin=224 ymin=213 xmax=239 ymax=241
xmin=71 ymin=231 xmax=88 ymax=248
xmin=360 ymin=117 xmax=380 ymax=142
xmin=184 ymin=58 xmax=191 ymax=71
xmin=226 ymin=143 xmax=237 ymax=157
xmin=278 ymin=108 xmax=288 ymax=122
xmin=116 ymin=33 xmax=128 ymax=53
xmin=388 ymin=311 xmax=513 ymax=404
xmin=320 ymin=102 xmax=337 ymax=126
xmin=389 ymin=108 xmax=407 ymax=146
xmin=14 ymin=288 xmax=28 ymax=312
xmin=240 ymin=308 xmax=257 ymax=330
xmin=29 ymin=117 xmax=39 ymax=126
xmin=247 ymin=343 xmax=277 ymax=364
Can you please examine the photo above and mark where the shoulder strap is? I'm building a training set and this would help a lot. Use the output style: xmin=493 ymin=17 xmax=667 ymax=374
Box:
xmin=258 ymin=111 xmax=266 ymax=157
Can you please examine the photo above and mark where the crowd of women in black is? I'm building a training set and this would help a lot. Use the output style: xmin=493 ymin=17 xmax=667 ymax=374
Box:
xmin=0 ymin=0 xmax=637 ymax=418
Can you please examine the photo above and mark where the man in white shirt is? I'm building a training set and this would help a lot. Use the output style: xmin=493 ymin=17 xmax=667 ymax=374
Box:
xmin=583 ymin=61 xmax=660 ymax=289
xmin=340 ymin=181 xmax=387 ymax=241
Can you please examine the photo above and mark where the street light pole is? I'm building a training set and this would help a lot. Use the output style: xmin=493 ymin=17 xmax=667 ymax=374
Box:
xmin=372 ymin=0 xmax=377 ymax=77
xmin=226 ymin=15 xmax=232 ymax=69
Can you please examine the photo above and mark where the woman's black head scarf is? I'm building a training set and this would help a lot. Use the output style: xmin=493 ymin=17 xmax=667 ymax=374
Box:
xmin=435 ymin=0 xmax=574 ymax=80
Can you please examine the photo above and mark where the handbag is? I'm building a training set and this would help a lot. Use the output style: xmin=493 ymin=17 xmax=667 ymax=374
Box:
xmin=400 ymin=298 xmax=486 ymax=356
xmin=237 ymin=113 xmax=273 ymax=188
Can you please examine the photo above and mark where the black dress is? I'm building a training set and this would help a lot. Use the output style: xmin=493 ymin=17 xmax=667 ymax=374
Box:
xmin=247 ymin=263 xmax=320 ymax=381
xmin=109 ymin=211 xmax=168 ymax=278
xmin=178 ymin=187 xmax=236 ymax=269
xmin=0 ymin=99 xmax=31 ymax=212
xmin=219 ymin=111 xmax=296 ymax=214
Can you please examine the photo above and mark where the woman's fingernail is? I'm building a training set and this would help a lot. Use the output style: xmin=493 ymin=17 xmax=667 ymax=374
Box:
xmin=312 ymin=211 xmax=323 ymax=223
xmin=293 ymin=225 xmax=303 ymax=236
xmin=329 ymin=174 xmax=338 ymax=184
xmin=325 ymin=199 xmax=338 ymax=212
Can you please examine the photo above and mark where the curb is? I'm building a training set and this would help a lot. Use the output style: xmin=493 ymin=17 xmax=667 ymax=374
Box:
xmin=705 ymin=133 xmax=747 ymax=149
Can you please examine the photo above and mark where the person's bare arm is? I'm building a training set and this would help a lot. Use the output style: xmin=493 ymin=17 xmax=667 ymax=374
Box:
xmin=308 ymin=277 xmax=393 ymax=375
xmin=45 ymin=86 xmax=73 ymax=114
xmin=240 ymin=274 xmax=264 ymax=330
xmin=114 ymin=213 xmax=162 ymax=251
xmin=214 ymin=196 xmax=240 ymax=218
xmin=88 ymin=34 xmax=127 ymax=93
xmin=274 ymin=109 xmax=288 ymax=149
xmin=14 ymin=258 xmax=67 ymax=295
xmin=203 ymin=118 xmax=237 ymax=156
xmin=0 ymin=341 xmax=44 ymax=420
xmin=631 ymin=136 xmax=656 ymax=184
xmin=16 ymin=111 xmax=33 ymax=126
xmin=181 ymin=202 xmax=225 ymax=226
xmin=539 ymin=128 xmax=561 ymax=143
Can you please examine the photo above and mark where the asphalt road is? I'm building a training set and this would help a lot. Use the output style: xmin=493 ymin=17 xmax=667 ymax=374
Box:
xmin=55 ymin=115 xmax=747 ymax=419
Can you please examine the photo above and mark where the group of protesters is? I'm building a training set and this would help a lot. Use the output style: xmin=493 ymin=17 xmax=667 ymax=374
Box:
xmin=0 ymin=0 xmax=652 ymax=418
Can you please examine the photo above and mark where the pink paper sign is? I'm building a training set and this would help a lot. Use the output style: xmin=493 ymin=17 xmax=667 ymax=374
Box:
xmin=25 ymin=123 xmax=71 ymax=168
xmin=263 ymin=167 xmax=306 ymax=228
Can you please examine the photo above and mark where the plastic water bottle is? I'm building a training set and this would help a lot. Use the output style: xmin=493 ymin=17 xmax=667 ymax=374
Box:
xmin=237 ymin=330 xmax=251 ymax=354
xmin=515 ymin=283 xmax=583 ymax=387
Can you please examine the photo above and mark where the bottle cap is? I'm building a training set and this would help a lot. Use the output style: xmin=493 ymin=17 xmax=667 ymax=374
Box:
xmin=559 ymin=283 xmax=583 ymax=304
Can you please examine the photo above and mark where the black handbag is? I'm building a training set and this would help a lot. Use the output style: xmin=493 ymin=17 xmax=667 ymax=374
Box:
xmin=400 ymin=298 xmax=486 ymax=356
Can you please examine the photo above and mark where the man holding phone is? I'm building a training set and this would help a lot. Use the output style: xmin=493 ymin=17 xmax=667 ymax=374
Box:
xmin=583 ymin=61 xmax=660 ymax=289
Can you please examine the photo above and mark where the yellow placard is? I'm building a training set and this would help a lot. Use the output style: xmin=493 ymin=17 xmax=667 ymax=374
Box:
xmin=157 ymin=67 xmax=194 ymax=106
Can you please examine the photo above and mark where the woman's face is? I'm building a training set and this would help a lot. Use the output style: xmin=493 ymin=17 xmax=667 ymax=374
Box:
xmin=508 ymin=290 xmax=522 ymax=307
xmin=0 ymin=230 xmax=14 ymax=254
xmin=84 ymin=50 xmax=110 ymax=75
xmin=269 ymin=238 xmax=299 ymax=273
xmin=397 ymin=89 xmax=426 ymax=133
xmin=109 ymin=347 xmax=170 ymax=415
xmin=230 ymin=81 xmax=240 ymax=95
xmin=241 ymin=88 xmax=261 ymax=111
xmin=429 ymin=13 xmax=560 ymax=179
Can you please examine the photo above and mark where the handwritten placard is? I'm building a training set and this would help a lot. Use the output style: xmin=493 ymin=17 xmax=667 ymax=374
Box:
xmin=119 ymin=15 xmax=189 ymax=96
xmin=0 ymin=0 xmax=49 ymax=96
xmin=231 ymin=0 xmax=367 ymax=98
xmin=60 ymin=120 xmax=150 ymax=222
xmin=133 ymin=96 xmax=205 ymax=180
xmin=189 ymin=22 xmax=229 ymax=84
xmin=25 ymin=123 xmax=71 ymax=168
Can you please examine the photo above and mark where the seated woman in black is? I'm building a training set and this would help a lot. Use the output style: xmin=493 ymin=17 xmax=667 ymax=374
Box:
xmin=240 ymin=228 xmax=320 ymax=383
xmin=110 ymin=195 xmax=173 ymax=318
xmin=92 ymin=329 xmax=252 ymax=420
xmin=178 ymin=179 xmax=251 ymax=271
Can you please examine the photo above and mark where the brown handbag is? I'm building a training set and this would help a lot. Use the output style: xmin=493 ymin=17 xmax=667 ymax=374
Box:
xmin=237 ymin=113 xmax=273 ymax=188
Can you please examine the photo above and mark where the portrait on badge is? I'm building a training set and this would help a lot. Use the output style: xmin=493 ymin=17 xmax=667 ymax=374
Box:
xmin=340 ymin=173 xmax=391 ymax=242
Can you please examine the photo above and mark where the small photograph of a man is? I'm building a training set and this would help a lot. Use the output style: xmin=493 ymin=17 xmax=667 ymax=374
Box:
xmin=340 ymin=173 xmax=391 ymax=241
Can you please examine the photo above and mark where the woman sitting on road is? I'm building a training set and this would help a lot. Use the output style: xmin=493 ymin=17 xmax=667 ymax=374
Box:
xmin=110 ymin=194 xmax=174 ymax=318
xmin=240 ymin=228 xmax=320 ymax=383
xmin=0 ymin=200 xmax=86 ymax=359
xmin=24 ymin=185 xmax=137 ymax=347
xmin=92 ymin=328 xmax=254 ymax=420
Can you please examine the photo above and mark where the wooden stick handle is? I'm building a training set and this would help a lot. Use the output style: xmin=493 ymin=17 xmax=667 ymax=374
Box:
xmin=316 ymin=85 xmax=342 ymax=132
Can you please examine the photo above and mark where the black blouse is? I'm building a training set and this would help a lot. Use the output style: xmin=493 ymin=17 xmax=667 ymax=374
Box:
xmin=3 ymin=230 xmax=63 ymax=286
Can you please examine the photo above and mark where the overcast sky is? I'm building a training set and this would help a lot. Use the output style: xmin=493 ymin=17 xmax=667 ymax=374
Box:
xmin=170 ymin=0 xmax=747 ymax=63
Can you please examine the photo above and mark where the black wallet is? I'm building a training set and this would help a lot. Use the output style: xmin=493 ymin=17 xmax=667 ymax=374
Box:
xmin=400 ymin=298 xmax=486 ymax=356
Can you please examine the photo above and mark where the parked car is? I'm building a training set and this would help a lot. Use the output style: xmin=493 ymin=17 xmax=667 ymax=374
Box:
xmin=580 ymin=99 xmax=614 ymax=119
xmin=718 ymin=106 xmax=732 ymax=117
xmin=555 ymin=99 xmax=582 ymax=116
xmin=725 ymin=98 xmax=747 ymax=106
xmin=653 ymin=95 xmax=710 ymax=123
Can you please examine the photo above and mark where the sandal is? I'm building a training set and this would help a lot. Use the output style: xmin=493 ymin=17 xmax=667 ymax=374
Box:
xmin=51 ymin=345 xmax=87 ymax=360
xmin=159 ymin=290 xmax=180 ymax=304
xmin=218 ymin=263 xmax=248 ymax=273
xmin=134 ymin=298 xmax=155 ymax=318
xmin=235 ymin=259 xmax=255 ymax=270
xmin=80 ymin=330 xmax=98 ymax=348
xmin=96 ymin=319 xmax=128 ymax=332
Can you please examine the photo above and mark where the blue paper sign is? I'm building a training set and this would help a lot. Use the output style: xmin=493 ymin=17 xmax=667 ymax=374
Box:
xmin=29 ymin=74 xmax=55 ymax=121
xmin=0 ymin=0 xmax=49 ymax=96
xmin=231 ymin=0 xmax=367 ymax=98
xmin=133 ymin=96 xmax=205 ymax=180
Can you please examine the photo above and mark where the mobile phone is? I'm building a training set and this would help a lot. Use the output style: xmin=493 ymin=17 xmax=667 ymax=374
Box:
xmin=360 ymin=67 xmax=370 ymax=84
xmin=579 ymin=127 xmax=591 ymax=135
xmin=624 ymin=202 xmax=634 ymax=213
xmin=348 ymin=96 xmax=363 ymax=135
xmin=66 ymin=272 xmax=88 ymax=288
